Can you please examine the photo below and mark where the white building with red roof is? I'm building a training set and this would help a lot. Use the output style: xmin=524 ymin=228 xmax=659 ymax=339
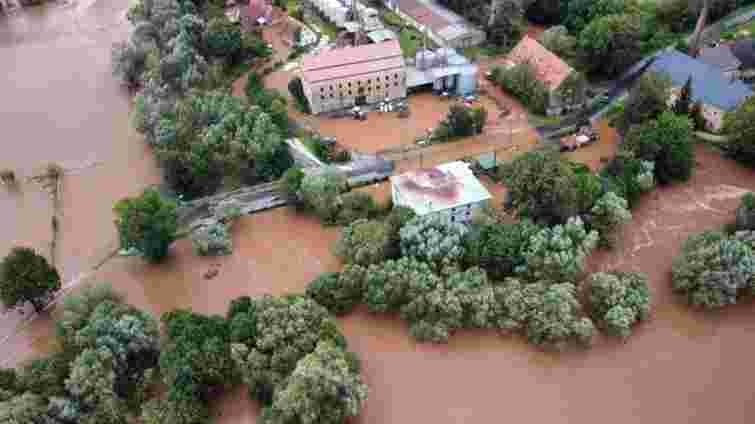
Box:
xmin=301 ymin=40 xmax=407 ymax=114
xmin=503 ymin=36 xmax=587 ymax=116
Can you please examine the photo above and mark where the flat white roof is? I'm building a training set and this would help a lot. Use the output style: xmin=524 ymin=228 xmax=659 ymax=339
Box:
xmin=390 ymin=161 xmax=491 ymax=215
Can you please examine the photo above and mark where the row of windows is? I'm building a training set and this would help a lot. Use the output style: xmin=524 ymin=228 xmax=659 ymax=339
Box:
xmin=319 ymin=73 xmax=402 ymax=92
xmin=319 ymin=82 xmax=400 ymax=100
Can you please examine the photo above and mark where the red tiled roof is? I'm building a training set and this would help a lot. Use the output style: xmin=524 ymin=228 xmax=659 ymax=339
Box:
xmin=409 ymin=6 xmax=449 ymax=31
xmin=505 ymin=35 xmax=574 ymax=90
xmin=302 ymin=40 xmax=405 ymax=83
xmin=246 ymin=0 xmax=271 ymax=20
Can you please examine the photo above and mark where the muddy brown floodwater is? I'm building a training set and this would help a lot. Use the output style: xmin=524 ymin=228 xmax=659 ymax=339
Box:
xmin=3 ymin=3 xmax=755 ymax=424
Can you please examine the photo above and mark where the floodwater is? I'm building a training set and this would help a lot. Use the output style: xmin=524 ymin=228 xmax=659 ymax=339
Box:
xmin=4 ymin=3 xmax=755 ymax=424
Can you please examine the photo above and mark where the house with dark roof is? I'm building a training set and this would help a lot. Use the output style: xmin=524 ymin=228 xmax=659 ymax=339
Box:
xmin=698 ymin=44 xmax=742 ymax=77
xmin=647 ymin=50 xmax=753 ymax=130
xmin=385 ymin=0 xmax=485 ymax=49
xmin=502 ymin=36 xmax=587 ymax=116
xmin=300 ymin=40 xmax=407 ymax=114
xmin=731 ymin=38 xmax=755 ymax=79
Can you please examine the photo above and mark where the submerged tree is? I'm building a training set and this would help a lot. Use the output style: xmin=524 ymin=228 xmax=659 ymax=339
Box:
xmin=0 ymin=247 xmax=61 ymax=313
xmin=113 ymin=188 xmax=178 ymax=262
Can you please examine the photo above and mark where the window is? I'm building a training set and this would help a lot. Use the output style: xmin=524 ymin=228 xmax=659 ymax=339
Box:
xmin=385 ymin=76 xmax=389 ymax=81
xmin=338 ymin=83 xmax=343 ymax=88
xmin=394 ymin=73 xmax=399 ymax=79
xmin=348 ymin=81 xmax=352 ymax=87
xmin=348 ymin=90 xmax=352 ymax=96
xmin=320 ymin=95 xmax=325 ymax=100
xmin=394 ymin=82 xmax=398 ymax=87
xmin=320 ymin=87 xmax=324 ymax=92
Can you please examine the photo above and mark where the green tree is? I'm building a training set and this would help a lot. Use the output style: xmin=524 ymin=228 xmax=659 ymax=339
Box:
xmin=0 ymin=392 xmax=51 ymax=423
xmin=337 ymin=192 xmax=379 ymax=225
xmin=363 ymin=258 xmax=440 ymax=313
xmin=498 ymin=148 xmax=580 ymax=225
xmin=589 ymin=191 xmax=632 ymax=248
xmin=299 ymin=168 xmax=347 ymax=224
xmin=564 ymin=0 xmax=635 ymax=34
xmin=266 ymin=341 xmax=368 ymax=424
xmin=673 ymin=76 xmax=693 ymax=116
xmin=672 ymin=231 xmax=755 ymax=308
xmin=723 ymin=95 xmax=755 ymax=167
xmin=520 ymin=216 xmax=598 ymax=283
xmin=204 ymin=17 xmax=242 ymax=60
xmin=0 ymin=247 xmax=60 ymax=313
xmin=334 ymin=219 xmax=390 ymax=266
xmin=114 ymin=188 xmax=178 ymax=262
xmin=464 ymin=220 xmax=540 ymax=280
xmin=400 ymin=215 xmax=469 ymax=271
xmin=577 ymin=13 xmax=642 ymax=76
xmin=624 ymin=111 xmax=695 ymax=184
xmin=614 ymin=71 xmax=671 ymax=134
xmin=587 ymin=271 xmax=650 ymax=337
xmin=288 ymin=77 xmax=311 ymax=114
xmin=306 ymin=269 xmax=365 ymax=315
xmin=537 ymin=26 xmax=577 ymax=65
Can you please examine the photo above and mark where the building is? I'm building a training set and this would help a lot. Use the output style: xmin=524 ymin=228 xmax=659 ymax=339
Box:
xmin=406 ymin=47 xmax=478 ymax=95
xmin=241 ymin=0 xmax=272 ymax=28
xmin=731 ymin=38 xmax=755 ymax=80
xmin=385 ymin=0 xmax=485 ymax=49
xmin=301 ymin=40 xmax=407 ymax=114
xmin=504 ymin=36 xmax=587 ymax=116
xmin=647 ymin=50 xmax=753 ymax=131
xmin=390 ymin=161 xmax=491 ymax=223
xmin=307 ymin=0 xmax=382 ymax=31
xmin=698 ymin=43 xmax=742 ymax=78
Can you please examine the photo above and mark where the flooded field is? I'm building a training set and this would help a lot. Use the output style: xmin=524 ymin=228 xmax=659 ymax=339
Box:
xmin=3 ymin=2 xmax=755 ymax=424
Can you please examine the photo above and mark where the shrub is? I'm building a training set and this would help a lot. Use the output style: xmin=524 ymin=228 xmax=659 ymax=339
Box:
xmin=614 ymin=72 xmax=671 ymax=134
xmin=445 ymin=104 xmax=487 ymax=138
xmin=204 ymin=17 xmax=242 ymax=60
xmin=281 ymin=167 xmax=305 ymax=205
xmin=16 ymin=351 xmax=71 ymax=398
xmin=519 ymin=216 xmax=598 ymax=283
xmin=589 ymin=191 xmax=632 ymax=248
xmin=337 ymin=192 xmax=379 ymax=225
xmin=672 ymin=231 xmax=755 ymax=308
xmin=114 ymin=188 xmax=178 ymax=262
xmin=334 ymin=219 xmax=390 ymax=266
xmin=288 ymin=76 xmax=311 ymax=114
xmin=586 ymin=271 xmax=650 ymax=338
xmin=577 ymin=13 xmax=642 ymax=77
xmin=384 ymin=206 xmax=416 ymax=258
xmin=600 ymin=154 xmax=648 ymax=208
xmin=400 ymin=215 xmax=469 ymax=272
xmin=0 ymin=247 xmax=61 ymax=313
xmin=111 ymin=41 xmax=150 ymax=87
xmin=141 ymin=397 xmax=211 ymax=424
xmin=306 ymin=268 xmax=365 ymax=315
xmin=723 ymin=96 xmax=755 ymax=166
xmin=191 ymin=220 xmax=233 ymax=256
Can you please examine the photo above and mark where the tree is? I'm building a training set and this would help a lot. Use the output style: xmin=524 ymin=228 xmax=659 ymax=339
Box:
xmin=672 ymin=231 xmax=755 ymax=308
xmin=723 ymin=96 xmax=755 ymax=167
xmin=520 ymin=216 xmax=598 ymax=283
xmin=564 ymin=0 xmax=634 ymax=34
xmin=281 ymin=167 xmax=305 ymax=205
xmin=0 ymin=247 xmax=60 ymax=313
xmin=586 ymin=271 xmax=650 ymax=337
xmin=615 ymin=71 xmax=671 ymax=134
xmin=498 ymin=148 xmax=580 ymax=225
xmin=589 ymin=191 xmax=632 ymax=248
xmin=736 ymin=192 xmax=755 ymax=231
xmin=445 ymin=104 xmax=487 ymax=138
xmin=111 ymin=41 xmax=150 ymax=88
xmin=486 ymin=0 xmax=525 ymax=48
xmin=299 ymin=168 xmax=347 ymax=224
xmin=577 ymin=13 xmax=642 ymax=77
xmin=464 ymin=220 xmax=540 ymax=280
xmin=537 ymin=25 xmax=577 ymax=65
xmin=363 ymin=258 xmax=440 ymax=313
xmin=266 ymin=341 xmax=368 ymax=424
xmin=400 ymin=215 xmax=469 ymax=271
xmin=600 ymin=153 xmax=653 ymax=207
xmin=524 ymin=0 xmax=562 ymax=24
xmin=673 ymin=76 xmax=693 ymax=116
xmin=204 ymin=17 xmax=242 ymax=61
xmin=624 ymin=111 xmax=695 ymax=184
xmin=306 ymin=268 xmax=365 ymax=315
xmin=334 ymin=219 xmax=390 ymax=266
xmin=114 ymin=188 xmax=178 ymax=262
xmin=288 ymin=77 xmax=311 ymax=114
xmin=0 ymin=392 xmax=51 ymax=423
xmin=229 ymin=295 xmax=347 ymax=403
xmin=336 ymin=192 xmax=379 ymax=225
xmin=499 ymin=279 xmax=595 ymax=349
xmin=494 ymin=62 xmax=549 ymax=115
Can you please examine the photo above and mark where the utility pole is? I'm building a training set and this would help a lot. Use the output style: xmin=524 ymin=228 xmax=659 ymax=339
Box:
xmin=689 ymin=0 xmax=710 ymax=58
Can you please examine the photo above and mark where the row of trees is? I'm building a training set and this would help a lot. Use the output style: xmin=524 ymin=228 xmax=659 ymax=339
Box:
xmin=113 ymin=0 xmax=293 ymax=200
xmin=0 ymin=283 xmax=368 ymax=424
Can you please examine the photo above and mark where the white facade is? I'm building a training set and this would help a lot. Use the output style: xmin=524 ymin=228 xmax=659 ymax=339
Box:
xmin=390 ymin=161 xmax=491 ymax=223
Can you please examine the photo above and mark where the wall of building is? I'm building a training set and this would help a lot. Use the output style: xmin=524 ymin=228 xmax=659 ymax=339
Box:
xmin=391 ymin=186 xmax=487 ymax=224
xmin=304 ymin=68 xmax=408 ymax=114
xmin=668 ymin=87 xmax=726 ymax=131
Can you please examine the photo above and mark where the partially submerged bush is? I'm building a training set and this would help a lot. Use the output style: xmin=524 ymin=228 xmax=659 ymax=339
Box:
xmin=299 ymin=168 xmax=347 ymax=224
xmin=464 ymin=220 xmax=540 ymax=280
xmin=586 ymin=271 xmax=650 ymax=338
xmin=191 ymin=220 xmax=232 ymax=256
xmin=672 ymin=231 xmax=755 ymax=308
xmin=735 ymin=192 xmax=755 ymax=232
xmin=363 ymin=258 xmax=440 ymax=313
xmin=336 ymin=192 xmax=379 ymax=225
xmin=0 ymin=247 xmax=61 ymax=313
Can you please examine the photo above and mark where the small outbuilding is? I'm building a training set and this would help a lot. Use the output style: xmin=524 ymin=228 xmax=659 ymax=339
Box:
xmin=390 ymin=161 xmax=491 ymax=223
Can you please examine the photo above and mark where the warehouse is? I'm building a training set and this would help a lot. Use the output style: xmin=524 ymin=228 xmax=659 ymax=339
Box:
xmin=301 ymin=40 xmax=408 ymax=114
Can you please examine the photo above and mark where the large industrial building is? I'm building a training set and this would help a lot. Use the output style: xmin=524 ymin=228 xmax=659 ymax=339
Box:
xmin=301 ymin=40 xmax=408 ymax=114
xmin=407 ymin=47 xmax=478 ymax=95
